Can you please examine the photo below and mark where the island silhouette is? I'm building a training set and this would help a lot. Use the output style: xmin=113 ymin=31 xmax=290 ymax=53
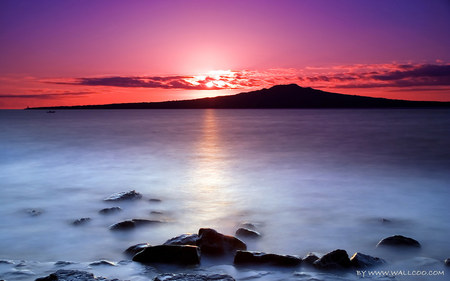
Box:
xmin=27 ymin=84 xmax=450 ymax=109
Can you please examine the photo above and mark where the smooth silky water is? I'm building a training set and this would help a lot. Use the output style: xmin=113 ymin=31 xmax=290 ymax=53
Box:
xmin=0 ymin=109 xmax=449 ymax=280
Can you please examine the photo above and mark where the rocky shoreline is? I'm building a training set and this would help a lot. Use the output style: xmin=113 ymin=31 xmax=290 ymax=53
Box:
xmin=4 ymin=190 xmax=448 ymax=281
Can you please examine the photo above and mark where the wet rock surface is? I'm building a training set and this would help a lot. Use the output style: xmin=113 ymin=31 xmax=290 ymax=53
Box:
xmin=153 ymin=273 xmax=235 ymax=281
xmin=132 ymin=245 xmax=200 ymax=265
xmin=163 ymin=234 xmax=200 ymax=246
xmin=72 ymin=218 xmax=91 ymax=226
xmin=104 ymin=190 xmax=142 ymax=201
xmin=35 ymin=270 xmax=119 ymax=281
xmin=109 ymin=219 xmax=162 ymax=230
xmin=313 ymin=249 xmax=351 ymax=269
xmin=89 ymin=260 xmax=116 ymax=267
xmin=350 ymin=252 xmax=385 ymax=268
xmin=444 ymin=258 xmax=450 ymax=266
xmin=124 ymin=243 xmax=151 ymax=256
xmin=235 ymin=228 xmax=261 ymax=239
xmin=198 ymin=228 xmax=246 ymax=255
xmin=376 ymin=235 xmax=421 ymax=248
xmin=302 ymin=253 xmax=319 ymax=265
xmin=234 ymin=250 xmax=301 ymax=266
xmin=99 ymin=207 xmax=122 ymax=215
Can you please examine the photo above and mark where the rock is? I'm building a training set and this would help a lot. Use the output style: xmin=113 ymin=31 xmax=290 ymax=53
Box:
xmin=109 ymin=219 xmax=162 ymax=231
xmin=197 ymin=228 xmax=246 ymax=255
xmin=124 ymin=243 xmax=150 ymax=256
xmin=350 ymin=252 xmax=385 ymax=268
xmin=35 ymin=270 xmax=119 ymax=281
xmin=235 ymin=228 xmax=261 ymax=238
xmin=89 ymin=260 xmax=116 ymax=266
xmin=99 ymin=207 xmax=122 ymax=215
xmin=154 ymin=273 xmax=235 ymax=281
xmin=104 ymin=190 xmax=142 ymax=201
xmin=302 ymin=253 xmax=319 ymax=265
xmin=149 ymin=198 xmax=162 ymax=202
xmin=234 ymin=250 xmax=301 ymax=266
xmin=239 ymin=222 xmax=257 ymax=230
xmin=376 ymin=235 xmax=421 ymax=248
xmin=444 ymin=258 xmax=450 ymax=266
xmin=163 ymin=234 xmax=200 ymax=246
xmin=132 ymin=245 xmax=200 ymax=265
xmin=313 ymin=249 xmax=351 ymax=269
xmin=72 ymin=218 xmax=91 ymax=225
xmin=26 ymin=208 xmax=44 ymax=216
xmin=54 ymin=261 xmax=75 ymax=267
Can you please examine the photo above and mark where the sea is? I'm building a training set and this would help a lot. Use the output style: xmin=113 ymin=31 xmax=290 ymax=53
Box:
xmin=0 ymin=109 xmax=449 ymax=281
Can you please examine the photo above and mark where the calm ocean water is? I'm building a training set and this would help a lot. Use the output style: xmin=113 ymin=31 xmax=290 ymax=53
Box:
xmin=0 ymin=109 xmax=449 ymax=280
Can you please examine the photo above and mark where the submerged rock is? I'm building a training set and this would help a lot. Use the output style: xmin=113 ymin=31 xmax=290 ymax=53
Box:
xmin=99 ymin=207 xmax=122 ymax=215
xmin=72 ymin=218 xmax=91 ymax=226
xmin=313 ymin=249 xmax=351 ymax=269
xmin=234 ymin=250 xmax=301 ymax=266
xmin=124 ymin=243 xmax=151 ymax=256
xmin=54 ymin=261 xmax=75 ymax=266
xmin=26 ymin=208 xmax=44 ymax=216
xmin=154 ymin=273 xmax=235 ymax=281
xmin=132 ymin=245 xmax=200 ymax=265
xmin=104 ymin=190 xmax=142 ymax=201
xmin=35 ymin=270 xmax=119 ymax=281
xmin=163 ymin=234 xmax=200 ymax=246
xmin=302 ymin=253 xmax=320 ymax=265
xmin=109 ymin=219 xmax=162 ymax=231
xmin=239 ymin=222 xmax=257 ymax=230
xmin=89 ymin=260 xmax=116 ymax=266
xmin=198 ymin=228 xmax=246 ymax=255
xmin=376 ymin=235 xmax=421 ymax=248
xmin=350 ymin=252 xmax=385 ymax=268
xmin=235 ymin=228 xmax=261 ymax=238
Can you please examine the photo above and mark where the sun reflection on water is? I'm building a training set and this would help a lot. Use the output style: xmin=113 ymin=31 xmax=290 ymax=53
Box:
xmin=185 ymin=110 xmax=236 ymax=228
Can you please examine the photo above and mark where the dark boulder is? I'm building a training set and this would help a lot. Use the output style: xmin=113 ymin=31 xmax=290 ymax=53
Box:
xmin=376 ymin=235 xmax=421 ymax=248
xmin=197 ymin=228 xmax=246 ymax=255
xmin=72 ymin=218 xmax=91 ymax=226
xmin=313 ymin=249 xmax=351 ymax=269
xmin=235 ymin=228 xmax=261 ymax=239
xmin=124 ymin=243 xmax=150 ymax=256
xmin=154 ymin=273 xmax=235 ymax=281
xmin=445 ymin=258 xmax=450 ymax=266
xmin=234 ymin=250 xmax=301 ymax=266
xmin=302 ymin=253 xmax=319 ymax=265
xmin=99 ymin=207 xmax=122 ymax=215
xmin=132 ymin=245 xmax=200 ymax=265
xmin=109 ymin=219 xmax=162 ymax=231
xmin=104 ymin=190 xmax=142 ymax=201
xmin=350 ymin=252 xmax=385 ymax=268
xmin=35 ymin=270 xmax=119 ymax=281
xmin=163 ymin=234 xmax=200 ymax=246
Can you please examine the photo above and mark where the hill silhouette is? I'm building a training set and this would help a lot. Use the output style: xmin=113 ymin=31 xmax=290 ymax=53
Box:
xmin=28 ymin=84 xmax=450 ymax=109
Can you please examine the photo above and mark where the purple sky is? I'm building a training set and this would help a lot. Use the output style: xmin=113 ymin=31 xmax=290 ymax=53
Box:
xmin=1 ymin=0 xmax=449 ymax=108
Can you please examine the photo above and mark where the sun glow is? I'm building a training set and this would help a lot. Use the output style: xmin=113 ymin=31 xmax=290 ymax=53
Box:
xmin=185 ymin=70 xmax=239 ymax=89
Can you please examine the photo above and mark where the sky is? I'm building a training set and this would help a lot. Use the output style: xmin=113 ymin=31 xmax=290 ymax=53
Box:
xmin=0 ymin=0 xmax=449 ymax=109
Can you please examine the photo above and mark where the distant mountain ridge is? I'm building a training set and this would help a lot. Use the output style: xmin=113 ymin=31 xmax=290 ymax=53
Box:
xmin=28 ymin=84 xmax=450 ymax=109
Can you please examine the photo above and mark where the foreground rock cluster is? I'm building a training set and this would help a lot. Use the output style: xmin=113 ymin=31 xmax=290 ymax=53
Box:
xmin=31 ymin=190 xmax=448 ymax=281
